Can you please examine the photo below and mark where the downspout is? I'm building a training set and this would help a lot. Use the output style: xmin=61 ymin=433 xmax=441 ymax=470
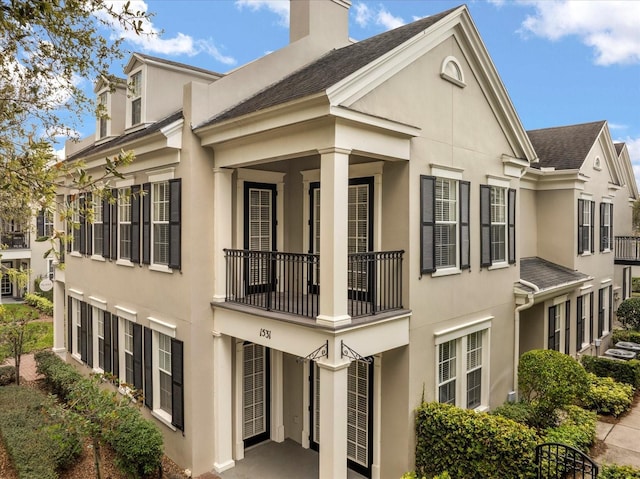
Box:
xmin=513 ymin=280 xmax=538 ymax=399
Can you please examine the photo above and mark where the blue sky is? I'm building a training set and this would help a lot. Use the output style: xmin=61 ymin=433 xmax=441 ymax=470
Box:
xmin=91 ymin=0 xmax=640 ymax=183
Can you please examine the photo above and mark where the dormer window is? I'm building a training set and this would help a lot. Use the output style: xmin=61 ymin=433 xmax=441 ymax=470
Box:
xmin=98 ymin=91 xmax=108 ymax=139
xmin=130 ymin=71 xmax=142 ymax=126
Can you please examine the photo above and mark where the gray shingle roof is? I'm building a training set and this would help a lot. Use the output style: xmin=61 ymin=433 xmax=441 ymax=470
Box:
xmin=66 ymin=110 xmax=184 ymax=161
xmin=614 ymin=142 xmax=625 ymax=156
xmin=200 ymin=5 xmax=461 ymax=127
xmin=519 ymin=257 xmax=590 ymax=293
xmin=527 ymin=121 xmax=605 ymax=170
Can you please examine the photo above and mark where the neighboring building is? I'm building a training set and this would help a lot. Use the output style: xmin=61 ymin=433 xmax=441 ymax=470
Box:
xmin=52 ymin=2 xmax=638 ymax=478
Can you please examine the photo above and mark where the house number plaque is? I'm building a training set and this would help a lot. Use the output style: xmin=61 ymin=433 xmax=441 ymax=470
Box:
xmin=259 ymin=328 xmax=271 ymax=339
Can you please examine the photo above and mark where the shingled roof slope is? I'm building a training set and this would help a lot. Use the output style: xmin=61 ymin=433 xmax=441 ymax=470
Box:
xmin=201 ymin=5 xmax=461 ymax=127
xmin=527 ymin=121 xmax=605 ymax=170
xmin=519 ymin=257 xmax=590 ymax=292
xmin=66 ymin=110 xmax=184 ymax=161
xmin=614 ymin=142 xmax=625 ymax=155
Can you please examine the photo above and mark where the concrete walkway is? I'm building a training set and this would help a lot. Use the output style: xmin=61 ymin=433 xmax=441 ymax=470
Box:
xmin=594 ymin=400 xmax=640 ymax=468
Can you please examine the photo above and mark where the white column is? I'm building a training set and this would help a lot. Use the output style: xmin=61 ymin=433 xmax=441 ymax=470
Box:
xmin=271 ymin=350 xmax=285 ymax=442
xmin=212 ymin=332 xmax=235 ymax=473
xmin=212 ymin=168 xmax=233 ymax=303
xmin=233 ymin=340 xmax=245 ymax=460
xmin=316 ymin=148 xmax=351 ymax=327
xmin=317 ymin=358 xmax=350 ymax=479
xmin=372 ymin=355 xmax=382 ymax=479
xmin=52 ymin=279 xmax=66 ymax=355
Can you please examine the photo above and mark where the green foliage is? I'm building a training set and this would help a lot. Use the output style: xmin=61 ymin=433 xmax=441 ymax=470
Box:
xmin=33 ymin=277 xmax=54 ymax=302
xmin=23 ymin=292 xmax=54 ymax=316
xmin=581 ymin=373 xmax=634 ymax=416
xmin=491 ymin=401 xmax=536 ymax=426
xmin=543 ymin=405 xmax=596 ymax=453
xmin=600 ymin=464 xmax=640 ymax=479
xmin=0 ymin=385 xmax=81 ymax=478
xmin=612 ymin=329 xmax=640 ymax=344
xmin=35 ymin=350 xmax=83 ymax=401
xmin=401 ymin=473 xmax=451 ymax=479
xmin=617 ymin=297 xmax=640 ymax=330
xmin=0 ymin=365 xmax=16 ymax=385
xmin=633 ymin=277 xmax=640 ymax=293
xmin=518 ymin=350 xmax=589 ymax=428
xmin=415 ymin=402 xmax=539 ymax=479
xmin=581 ymin=355 xmax=640 ymax=388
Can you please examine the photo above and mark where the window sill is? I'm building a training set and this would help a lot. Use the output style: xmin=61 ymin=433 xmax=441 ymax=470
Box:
xmin=116 ymin=259 xmax=134 ymax=267
xmin=432 ymin=267 xmax=461 ymax=278
xmin=71 ymin=353 xmax=83 ymax=365
xmin=580 ymin=252 xmax=592 ymax=257
xmin=70 ymin=252 xmax=82 ymax=258
xmin=92 ymin=367 xmax=105 ymax=375
xmin=91 ymin=255 xmax=106 ymax=262
xmin=149 ymin=264 xmax=173 ymax=274
xmin=601 ymin=250 xmax=611 ymax=255
xmin=151 ymin=410 xmax=177 ymax=431
xmin=488 ymin=262 xmax=508 ymax=270
xmin=579 ymin=343 xmax=591 ymax=353
xmin=473 ymin=405 xmax=490 ymax=413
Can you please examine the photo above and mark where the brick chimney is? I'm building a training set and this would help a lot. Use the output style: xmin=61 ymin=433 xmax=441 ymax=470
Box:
xmin=289 ymin=0 xmax=351 ymax=48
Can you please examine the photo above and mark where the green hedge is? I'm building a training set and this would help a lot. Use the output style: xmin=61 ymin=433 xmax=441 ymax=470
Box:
xmin=23 ymin=293 xmax=53 ymax=316
xmin=600 ymin=464 xmax=640 ymax=479
xmin=0 ymin=365 xmax=16 ymax=386
xmin=543 ymin=405 xmax=596 ymax=453
xmin=612 ymin=329 xmax=640 ymax=344
xmin=491 ymin=401 xmax=535 ymax=427
xmin=581 ymin=373 xmax=634 ymax=417
xmin=581 ymin=355 xmax=640 ymax=388
xmin=34 ymin=350 xmax=83 ymax=401
xmin=415 ymin=402 xmax=539 ymax=479
xmin=0 ymin=385 xmax=81 ymax=479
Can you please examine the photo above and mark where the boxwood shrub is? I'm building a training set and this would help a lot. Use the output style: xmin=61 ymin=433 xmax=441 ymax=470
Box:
xmin=612 ymin=329 xmax=640 ymax=345
xmin=415 ymin=402 xmax=539 ymax=479
xmin=543 ymin=405 xmax=596 ymax=453
xmin=0 ymin=365 xmax=16 ymax=386
xmin=581 ymin=354 xmax=640 ymax=388
xmin=600 ymin=464 xmax=640 ymax=478
xmin=491 ymin=401 xmax=536 ymax=427
xmin=581 ymin=373 xmax=634 ymax=417
xmin=34 ymin=350 xmax=83 ymax=401
xmin=23 ymin=292 xmax=53 ymax=316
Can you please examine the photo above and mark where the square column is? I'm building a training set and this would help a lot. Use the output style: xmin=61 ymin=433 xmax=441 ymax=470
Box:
xmin=317 ymin=358 xmax=351 ymax=479
xmin=213 ymin=168 xmax=233 ymax=303
xmin=316 ymin=148 xmax=351 ymax=327
xmin=52 ymin=278 xmax=66 ymax=355
xmin=212 ymin=331 xmax=235 ymax=472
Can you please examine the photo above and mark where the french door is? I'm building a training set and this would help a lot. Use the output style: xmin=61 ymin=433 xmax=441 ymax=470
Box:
xmin=1 ymin=261 xmax=13 ymax=296
xmin=242 ymin=343 xmax=270 ymax=447
xmin=244 ymin=182 xmax=277 ymax=294
xmin=310 ymin=359 xmax=374 ymax=478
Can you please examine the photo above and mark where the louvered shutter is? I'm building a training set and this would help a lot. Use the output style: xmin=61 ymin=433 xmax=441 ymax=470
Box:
xmin=142 ymin=183 xmax=151 ymax=264
xmin=600 ymin=202 xmax=606 ymax=252
xmin=111 ymin=315 xmax=119 ymax=379
xmin=37 ymin=210 xmax=44 ymax=237
xmin=576 ymin=296 xmax=583 ymax=352
xmin=79 ymin=195 xmax=86 ymax=255
xmin=86 ymin=307 xmax=93 ymax=368
xmin=609 ymin=204 xmax=614 ymax=251
xmin=598 ymin=289 xmax=604 ymax=338
xmin=102 ymin=193 xmax=110 ymax=258
xmin=133 ymin=323 xmax=143 ymax=391
xmin=169 ymin=178 xmax=182 ymax=269
xmin=65 ymin=196 xmax=71 ymax=253
xmin=144 ymin=327 xmax=153 ymax=409
xmin=111 ymin=189 xmax=118 ymax=259
xmin=131 ymin=185 xmax=141 ymax=264
xmin=171 ymin=338 xmax=184 ymax=431
xmin=577 ymin=199 xmax=585 ymax=254
xmin=480 ymin=185 xmax=491 ymax=267
xmin=67 ymin=297 xmax=73 ymax=353
xmin=420 ymin=176 xmax=436 ymax=274
xmin=86 ymin=193 xmax=93 ymax=255
xmin=564 ymin=301 xmax=570 ymax=355
xmin=608 ymin=285 xmax=613 ymax=333
xmin=80 ymin=302 xmax=88 ymax=363
xmin=590 ymin=201 xmax=595 ymax=253
xmin=508 ymin=189 xmax=516 ymax=264
xmin=103 ymin=312 xmax=112 ymax=374
xmin=589 ymin=292 xmax=594 ymax=343
xmin=459 ymin=181 xmax=470 ymax=270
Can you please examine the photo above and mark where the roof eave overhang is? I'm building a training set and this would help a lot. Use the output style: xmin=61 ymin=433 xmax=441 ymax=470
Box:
xmin=517 ymin=276 xmax=592 ymax=303
xmin=520 ymin=168 xmax=588 ymax=190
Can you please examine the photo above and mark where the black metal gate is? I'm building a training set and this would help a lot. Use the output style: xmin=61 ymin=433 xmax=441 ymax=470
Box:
xmin=536 ymin=443 xmax=598 ymax=479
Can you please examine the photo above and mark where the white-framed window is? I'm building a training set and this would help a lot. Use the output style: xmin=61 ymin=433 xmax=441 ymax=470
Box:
xmin=435 ymin=320 xmax=490 ymax=411
xmin=70 ymin=197 xmax=81 ymax=252
xmin=600 ymin=202 xmax=613 ymax=252
xmin=130 ymin=71 xmax=142 ymax=126
xmin=490 ymin=186 xmax=507 ymax=263
xmin=547 ymin=304 xmax=561 ymax=351
xmin=98 ymin=91 xmax=108 ymax=139
xmin=435 ymin=178 xmax=458 ymax=269
xmin=43 ymin=210 xmax=54 ymax=237
xmin=46 ymin=258 xmax=55 ymax=280
xmin=157 ymin=332 xmax=172 ymax=414
xmin=123 ymin=319 xmax=134 ymax=386
xmin=545 ymin=297 xmax=571 ymax=353
xmin=118 ymin=187 xmax=131 ymax=260
xmin=93 ymin=198 xmax=103 ymax=256
xmin=70 ymin=297 xmax=81 ymax=357
xmin=582 ymin=200 xmax=592 ymax=252
xmin=92 ymin=307 xmax=105 ymax=371
xmin=578 ymin=198 xmax=594 ymax=254
xmin=576 ymin=293 xmax=590 ymax=350
xmin=152 ymin=182 xmax=170 ymax=265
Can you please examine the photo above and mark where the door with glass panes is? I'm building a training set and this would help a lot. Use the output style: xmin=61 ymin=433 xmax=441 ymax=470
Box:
xmin=1 ymin=261 xmax=12 ymax=296
xmin=242 ymin=342 xmax=270 ymax=447
xmin=308 ymin=177 xmax=373 ymax=299
xmin=310 ymin=359 xmax=374 ymax=478
xmin=244 ymin=182 xmax=277 ymax=295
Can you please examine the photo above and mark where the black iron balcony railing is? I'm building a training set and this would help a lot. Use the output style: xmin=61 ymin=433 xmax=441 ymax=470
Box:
xmin=0 ymin=232 xmax=29 ymax=249
xmin=224 ymin=249 xmax=404 ymax=320
xmin=614 ymin=236 xmax=640 ymax=264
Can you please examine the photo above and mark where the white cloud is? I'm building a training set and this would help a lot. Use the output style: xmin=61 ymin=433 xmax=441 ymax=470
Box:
xmin=518 ymin=1 xmax=640 ymax=65
xmin=352 ymin=2 xmax=405 ymax=31
xmin=99 ymin=1 xmax=237 ymax=65
xmin=376 ymin=8 xmax=405 ymax=30
xmin=354 ymin=3 xmax=373 ymax=28
xmin=235 ymin=0 xmax=289 ymax=27
xmin=609 ymin=123 xmax=628 ymax=131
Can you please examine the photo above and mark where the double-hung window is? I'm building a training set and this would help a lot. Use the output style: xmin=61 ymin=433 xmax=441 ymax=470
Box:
xmin=600 ymin=202 xmax=613 ymax=252
xmin=93 ymin=198 xmax=103 ymax=256
xmin=438 ymin=340 xmax=456 ymax=404
xmin=95 ymin=308 xmax=105 ymax=370
xmin=157 ymin=333 xmax=172 ymax=414
xmin=576 ymin=293 xmax=590 ymax=351
xmin=480 ymin=183 xmax=516 ymax=267
xmin=546 ymin=298 xmax=571 ymax=354
xmin=118 ymin=187 xmax=131 ymax=260
xmin=70 ymin=197 xmax=81 ymax=253
xmin=124 ymin=320 xmax=135 ymax=386
xmin=152 ymin=182 xmax=170 ymax=265
xmin=130 ymin=71 xmax=142 ymax=126
xmin=420 ymin=173 xmax=469 ymax=275
xmin=547 ymin=304 xmax=561 ymax=351
xmin=578 ymin=198 xmax=595 ymax=254
xmin=44 ymin=210 xmax=53 ymax=237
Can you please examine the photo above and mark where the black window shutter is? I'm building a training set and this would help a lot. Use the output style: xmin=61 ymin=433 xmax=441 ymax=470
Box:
xmin=102 ymin=194 xmax=110 ymax=258
xmin=144 ymin=327 xmax=153 ymax=409
xmin=67 ymin=297 xmax=73 ymax=353
xmin=547 ymin=306 xmax=556 ymax=350
xmin=508 ymin=189 xmax=516 ymax=264
xmin=37 ymin=210 xmax=45 ymax=237
xmin=590 ymin=201 xmax=595 ymax=253
xmin=111 ymin=189 xmax=118 ymax=259
xmin=576 ymin=296 xmax=583 ymax=352
xmin=111 ymin=315 xmax=119 ymax=380
xmin=480 ymin=185 xmax=491 ymax=267
xmin=589 ymin=292 xmax=594 ymax=343
xmin=420 ymin=175 xmax=436 ymax=274
xmin=131 ymin=185 xmax=141 ymax=264
xmin=564 ymin=300 xmax=570 ymax=355
xmin=86 ymin=193 xmax=93 ymax=256
xmin=66 ymin=196 xmax=72 ymax=253
xmin=86 ymin=307 xmax=93 ymax=368
xmin=599 ymin=202 xmax=606 ymax=252
xmin=142 ymin=183 xmax=151 ymax=264
xmin=171 ymin=338 xmax=184 ymax=431
xmin=80 ymin=302 xmax=88 ymax=363
xmin=104 ymin=312 xmax=112 ymax=374
xmin=459 ymin=181 xmax=470 ymax=270
xmin=79 ymin=195 xmax=86 ymax=255
xmin=133 ymin=323 xmax=143 ymax=391
xmin=609 ymin=204 xmax=614 ymax=250
xmin=598 ymin=288 xmax=604 ymax=338
xmin=623 ymin=267 xmax=629 ymax=300
xmin=169 ymin=179 xmax=182 ymax=270
xmin=609 ymin=285 xmax=613 ymax=332
xmin=577 ymin=199 xmax=585 ymax=254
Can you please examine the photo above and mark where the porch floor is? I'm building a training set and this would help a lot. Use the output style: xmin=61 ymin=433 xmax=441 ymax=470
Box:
xmin=217 ymin=439 xmax=367 ymax=479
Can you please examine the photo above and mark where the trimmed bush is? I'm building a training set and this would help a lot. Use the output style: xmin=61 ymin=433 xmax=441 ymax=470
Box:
xmin=23 ymin=292 xmax=53 ymax=316
xmin=415 ymin=402 xmax=539 ymax=479
xmin=581 ymin=373 xmax=634 ymax=416
xmin=543 ymin=405 xmax=596 ymax=453
xmin=34 ymin=350 xmax=83 ymax=401
xmin=0 ymin=365 xmax=16 ymax=385
xmin=519 ymin=349 xmax=589 ymax=427
xmin=401 ymin=473 xmax=451 ymax=479
xmin=612 ymin=329 xmax=640 ymax=344
xmin=491 ymin=401 xmax=536 ymax=426
xmin=600 ymin=464 xmax=640 ymax=479
xmin=617 ymin=297 xmax=640 ymax=330
xmin=581 ymin=355 xmax=640 ymax=388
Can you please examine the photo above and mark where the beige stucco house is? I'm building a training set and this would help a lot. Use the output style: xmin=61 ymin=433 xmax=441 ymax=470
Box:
xmin=51 ymin=2 xmax=638 ymax=478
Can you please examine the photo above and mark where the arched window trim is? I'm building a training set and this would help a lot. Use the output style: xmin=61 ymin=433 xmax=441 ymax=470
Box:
xmin=440 ymin=56 xmax=466 ymax=88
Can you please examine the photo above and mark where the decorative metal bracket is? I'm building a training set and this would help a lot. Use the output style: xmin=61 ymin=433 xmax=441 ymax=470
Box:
xmin=297 ymin=340 xmax=329 ymax=362
xmin=341 ymin=341 xmax=373 ymax=363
